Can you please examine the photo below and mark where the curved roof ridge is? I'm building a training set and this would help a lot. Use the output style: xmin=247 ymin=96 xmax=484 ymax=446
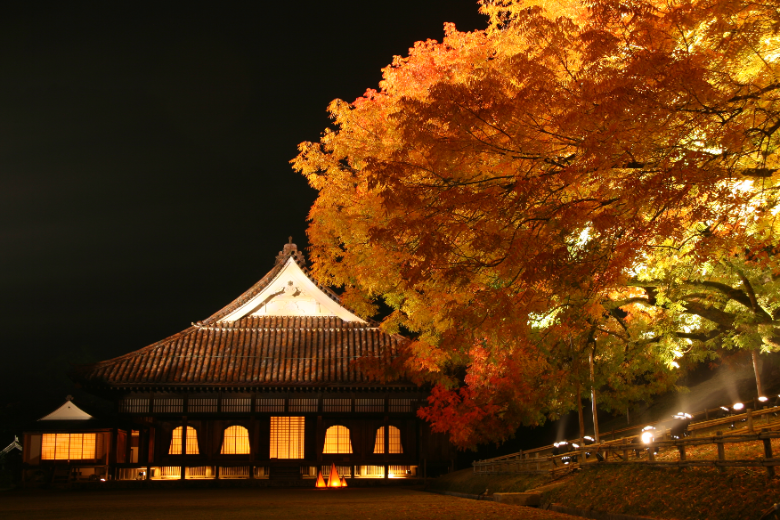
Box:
xmin=200 ymin=240 xmax=369 ymax=325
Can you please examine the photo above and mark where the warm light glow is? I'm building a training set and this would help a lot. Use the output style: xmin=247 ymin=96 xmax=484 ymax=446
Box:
xmin=41 ymin=433 xmax=96 ymax=460
xmin=759 ymin=396 xmax=769 ymax=402
xmin=221 ymin=425 xmax=250 ymax=454
xmin=373 ymin=425 xmax=403 ymax=454
xmin=327 ymin=463 xmax=342 ymax=487
xmin=169 ymin=426 xmax=199 ymax=455
xmin=323 ymin=425 xmax=353 ymax=454
xmin=733 ymin=402 xmax=745 ymax=411
xmin=270 ymin=417 xmax=304 ymax=459
xmin=388 ymin=465 xmax=417 ymax=478
xmin=315 ymin=470 xmax=327 ymax=488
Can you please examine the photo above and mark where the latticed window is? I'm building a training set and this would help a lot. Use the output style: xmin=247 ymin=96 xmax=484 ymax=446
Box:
xmin=221 ymin=425 xmax=251 ymax=454
xmin=169 ymin=426 xmax=199 ymax=455
xmin=153 ymin=398 xmax=183 ymax=413
xmin=188 ymin=398 xmax=217 ymax=413
xmin=323 ymin=425 xmax=353 ymax=454
xmin=323 ymin=399 xmax=351 ymax=412
xmin=389 ymin=399 xmax=414 ymax=413
xmin=355 ymin=399 xmax=384 ymax=412
xmin=373 ymin=426 xmax=403 ymax=454
xmin=119 ymin=398 xmax=150 ymax=413
xmin=270 ymin=417 xmax=304 ymax=459
xmin=41 ymin=433 xmax=96 ymax=460
xmin=289 ymin=399 xmax=317 ymax=412
xmin=222 ymin=398 xmax=251 ymax=412
xmin=256 ymin=398 xmax=285 ymax=412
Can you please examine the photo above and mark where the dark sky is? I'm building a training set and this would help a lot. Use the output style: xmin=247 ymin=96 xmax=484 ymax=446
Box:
xmin=0 ymin=1 xmax=488 ymax=422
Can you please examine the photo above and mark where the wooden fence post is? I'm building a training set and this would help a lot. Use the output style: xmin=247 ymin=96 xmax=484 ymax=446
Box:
xmin=677 ymin=444 xmax=686 ymax=461
xmin=762 ymin=428 xmax=775 ymax=479
xmin=747 ymin=409 xmax=754 ymax=433
xmin=716 ymin=431 xmax=725 ymax=473
xmin=648 ymin=443 xmax=655 ymax=462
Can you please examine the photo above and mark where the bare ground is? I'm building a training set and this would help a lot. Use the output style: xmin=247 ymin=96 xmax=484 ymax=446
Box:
xmin=0 ymin=487 xmax=578 ymax=520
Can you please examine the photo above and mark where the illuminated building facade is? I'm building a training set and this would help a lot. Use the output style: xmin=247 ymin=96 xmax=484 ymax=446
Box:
xmin=22 ymin=241 xmax=452 ymax=483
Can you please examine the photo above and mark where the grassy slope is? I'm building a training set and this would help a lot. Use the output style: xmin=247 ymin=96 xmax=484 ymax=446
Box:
xmin=431 ymin=467 xmax=780 ymax=520
xmin=427 ymin=469 xmax=552 ymax=496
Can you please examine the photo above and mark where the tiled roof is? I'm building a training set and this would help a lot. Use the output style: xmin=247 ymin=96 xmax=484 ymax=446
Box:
xmin=76 ymin=316 xmax=406 ymax=388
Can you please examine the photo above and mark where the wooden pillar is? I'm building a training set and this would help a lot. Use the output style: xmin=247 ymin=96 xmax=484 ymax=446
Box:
xmin=677 ymin=444 xmax=686 ymax=461
xmin=249 ymin=416 xmax=256 ymax=479
xmin=384 ymin=414 xmax=389 ymax=479
xmin=763 ymin=429 xmax=775 ymax=479
xmin=109 ymin=427 xmax=118 ymax=480
xmin=716 ymin=431 xmax=725 ymax=473
xmin=747 ymin=409 xmax=754 ymax=433
xmin=181 ymin=417 xmax=188 ymax=480
xmin=316 ymin=416 xmax=323 ymax=464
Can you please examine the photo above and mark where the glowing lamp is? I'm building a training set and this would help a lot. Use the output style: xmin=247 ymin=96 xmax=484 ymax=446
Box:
xmin=327 ymin=463 xmax=342 ymax=488
xmin=732 ymin=402 xmax=745 ymax=412
xmin=315 ymin=471 xmax=327 ymax=488
xmin=640 ymin=426 xmax=655 ymax=445
xmin=759 ymin=396 xmax=769 ymax=403
xmin=671 ymin=412 xmax=692 ymax=439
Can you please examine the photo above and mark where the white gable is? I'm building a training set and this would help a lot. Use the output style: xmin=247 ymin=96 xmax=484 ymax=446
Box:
xmin=219 ymin=257 xmax=365 ymax=323
xmin=39 ymin=400 xmax=93 ymax=421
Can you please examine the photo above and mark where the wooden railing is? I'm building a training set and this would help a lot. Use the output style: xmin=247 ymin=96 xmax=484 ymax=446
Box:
xmin=473 ymin=405 xmax=780 ymax=478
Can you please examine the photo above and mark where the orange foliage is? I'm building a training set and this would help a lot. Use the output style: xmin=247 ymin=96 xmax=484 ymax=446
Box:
xmin=294 ymin=0 xmax=780 ymax=447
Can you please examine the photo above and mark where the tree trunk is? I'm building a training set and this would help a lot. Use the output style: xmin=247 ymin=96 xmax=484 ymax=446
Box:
xmin=752 ymin=350 xmax=764 ymax=397
xmin=589 ymin=350 xmax=600 ymax=443
xmin=576 ymin=383 xmax=585 ymax=442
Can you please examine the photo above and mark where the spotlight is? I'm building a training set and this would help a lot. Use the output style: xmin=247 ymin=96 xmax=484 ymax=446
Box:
xmin=583 ymin=436 xmax=595 ymax=445
xmin=552 ymin=440 xmax=571 ymax=466
xmin=759 ymin=396 xmax=769 ymax=404
xmin=671 ymin=412 xmax=692 ymax=439
xmin=552 ymin=441 xmax=570 ymax=456
xmin=732 ymin=402 xmax=745 ymax=412
xmin=640 ymin=426 xmax=659 ymax=454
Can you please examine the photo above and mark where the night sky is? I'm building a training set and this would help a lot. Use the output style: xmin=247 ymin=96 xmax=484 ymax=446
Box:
xmin=1 ymin=1 xmax=488 ymax=430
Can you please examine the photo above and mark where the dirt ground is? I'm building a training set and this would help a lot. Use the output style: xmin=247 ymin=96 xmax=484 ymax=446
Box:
xmin=0 ymin=487 xmax=578 ymax=520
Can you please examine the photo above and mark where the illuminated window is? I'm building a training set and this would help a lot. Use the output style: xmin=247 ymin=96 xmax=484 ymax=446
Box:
xmin=41 ymin=433 xmax=96 ymax=460
xmin=221 ymin=425 xmax=251 ymax=454
xmin=270 ymin=417 xmax=304 ymax=459
xmin=323 ymin=425 xmax=353 ymax=454
xmin=373 ymin=426 xmax=403 ymax=454
xmin=169 ymin=426 xmax=199 ymax=455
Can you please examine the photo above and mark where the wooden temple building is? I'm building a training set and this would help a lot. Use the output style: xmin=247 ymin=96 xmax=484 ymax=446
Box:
xmin=21 ymin=241 xmax=452 ymax=484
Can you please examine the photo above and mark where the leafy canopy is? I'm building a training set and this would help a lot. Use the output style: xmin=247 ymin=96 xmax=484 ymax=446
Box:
xmin=293 ymin=0 xmax=780 ymax=448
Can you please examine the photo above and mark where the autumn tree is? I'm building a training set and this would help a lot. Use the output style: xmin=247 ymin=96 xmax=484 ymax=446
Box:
xmin=293 ymin=0 xmax=780 ymax=447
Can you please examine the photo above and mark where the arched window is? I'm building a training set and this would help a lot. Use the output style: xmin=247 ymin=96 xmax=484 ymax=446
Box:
xmin=373 ymin=426 xmax=403 ymax=454
xmin=323 ymin=425 xmax=353 ymax=454
xmin=221 ymin=425 xmax=250 ymax=454
xmin=169 ymin=426 xmax=199 ymax=455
